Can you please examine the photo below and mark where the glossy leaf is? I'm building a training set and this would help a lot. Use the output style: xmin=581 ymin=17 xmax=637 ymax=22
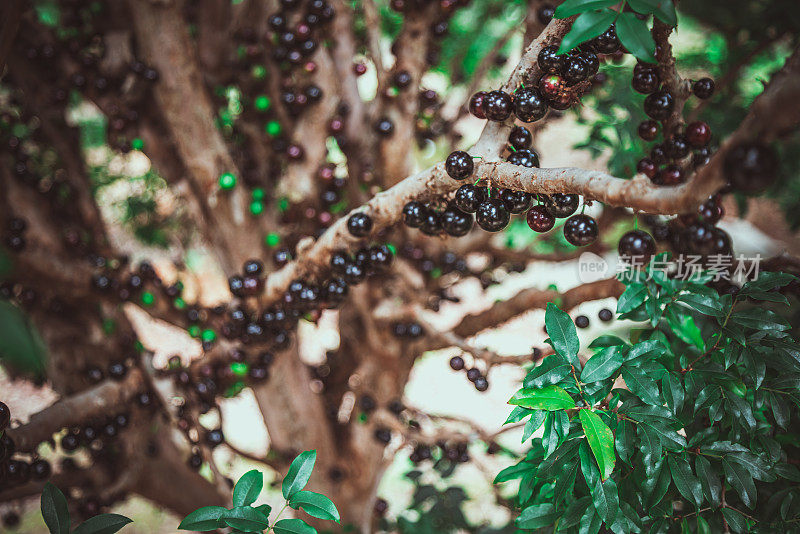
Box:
xmin=177 ymin=506 xmax=227 ymax=531
xmin=554 ymin=0 xmax=619 ymax=18
xmin=508 ymin=385 xmax=576 ymax=411
xmin=233 ymin=470 xmax=263 ymax=507
xmin=581 ymin=347 xmax=623 ymax=383
xmin=590 ymin=477 xmax=619 ymax=523
xmin=558 ymin=10 xmax=617 ymax=55
xmin=41 ymin=483 xmax=70 ymax=534
xmin=272 ymin=518 xmax=318 ymax=534
xmin=282 ymin=450 xmax=317 ymax=500
xmin=222 ymin=507 xmax=270 ymax=532
xmin=289 ymin=491 xmax=340 ymax=522
xmin=73 ymin=514 xmax=133 ymax=534
xmin=544 ymin=303 xmax=580 ymax=365
xmin=579 ymin=409 xmax=616 ymax=480
xmin=668 ymin=455 xmax=703 ymax=506
xmin=615 ymin=12 xmax=657 ymax=63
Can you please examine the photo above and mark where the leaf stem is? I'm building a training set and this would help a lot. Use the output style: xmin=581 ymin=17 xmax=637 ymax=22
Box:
xmin=266 ymin=502 xmax=289 ymax=532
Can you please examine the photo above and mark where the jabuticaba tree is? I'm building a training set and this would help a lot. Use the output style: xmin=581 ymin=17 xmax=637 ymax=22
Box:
xmin=0 ymin=0 xmax=799 ymax=532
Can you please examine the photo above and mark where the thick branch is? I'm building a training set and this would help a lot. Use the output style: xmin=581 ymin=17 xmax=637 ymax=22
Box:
xmin=7 ymin=369 xmax=144 ymax=452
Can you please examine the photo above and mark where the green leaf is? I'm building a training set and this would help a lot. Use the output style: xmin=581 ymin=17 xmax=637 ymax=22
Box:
xmin=588 ymin=335 xmax=627 ymax=349
xmin=721 ymin=508 xmax=751 ymax=533
xmin=222 ymin=507 xmax=271 ymax=532
xmin=626 ymin=0 xmax=659 ymax=14
xmin=554 ymin=0 xmax=619 ymax=18
xmin=521 ymin=410 xmax=547 ymax=442
xmin=178 ymin=506 xmax=227 ymax=531
xmin=673 ymin=314 xmax=705 ymax=350
xmin=505 ymin=406 xmax=533 ymax=424
xmin=668 ymin=455 xmax=703 ymax=506
xmin=41 ymin=482 xmax=70 ymax=534
xmin=272 ymin=518 xmax=318 ymax=534
xmin=663 ymin=373 xmax=684 ymax=415
xmin=233 ymin=470 xmax=263 ymax=507
xmin=516 ymin=503 xmax=559 ymax=529
xmin=558 ymin=10 xmax=617 ymax=55
xmin=730 ymin=308 xmax=790 ymax=332
xmin=553 ymin=460 xmax=579 ymax=504
xmin=508 ymin=385 xmax=576 ymax=411
xmin=723 ymin=458 xmax=757 ymax=509
xmin=590 ymin=477 xmax=619 ymax=523
xmin=581 ymin=347 xmax=623 ymax=383
xmin=289 ymin=491 xmax=340 ymax=523
xmin=625 ymin=339 xmax=666 ymax=363
xmin=695 ymin=456 xmax=722 ymax=509
xmin=73 ymin=514 xmax=133 ymax=534
xmin=282 ymin=450 xmax=317 ymax=500
xmin=524 ymin=354 xmax=572 ymax=388
xmin=652 ymin=0 xmax=678 ymax=26
xmin=615 ymin=12 xmax=657 ymax=63
xmin=678 ymin=293 xmax=725 ymax=317
xmin=559 ymin=496 xmax=592 ymax=530
xmin=617 ymin=283 xmax=647 ymax=313
xmin=544 ymin=303 xmax=580 ymax=366
xmin=580 ymin=410 xmax=616 ymax=480
xmin=615 ymin=420 xmax=633 ymax=465
xmin=621 ymin=365 xmax=662 ymax=406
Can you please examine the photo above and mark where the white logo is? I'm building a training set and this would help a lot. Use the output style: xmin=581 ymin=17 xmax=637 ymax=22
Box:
xmin=577 ymin=252 xmax=610 ymax=283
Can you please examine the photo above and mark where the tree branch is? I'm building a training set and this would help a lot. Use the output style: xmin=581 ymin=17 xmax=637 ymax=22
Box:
xmin=7 ymin=369 xmax=144 ymax=452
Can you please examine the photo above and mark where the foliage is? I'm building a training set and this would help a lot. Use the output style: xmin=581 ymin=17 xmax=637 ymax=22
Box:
xmin=0 ymin=300 xmax=47 ymax=379
xmin=40 ymin=483 xmax=132 ymax=534
xmin=178 ymin=450 xmax=339 ymax=533
xmin=554 ymin=0 xmax=678 ymax=62
xmin=498 ymin=260 xmax=800 ymax=532
xmin=378 ymin=460 xmax=515 ymax=533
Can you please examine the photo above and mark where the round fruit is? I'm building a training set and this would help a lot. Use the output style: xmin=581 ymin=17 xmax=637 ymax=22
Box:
xmin=693 ymin=77 xmax=715 ymax=99
xmin=419 ymin=210 xmax=443 ymax=236
xmin=638 ymin=120 xmax=659 ymax=141
xmin=654 ymin=164 xmax=684 ymax=186
xmin=563 ymin=214 xmax=598 ymax=246
xmin=539 ymin=73 xmax=567 ymax=102
xmin=500 ymin=189 xmax=533 ymax=214
xmin=686 ymin=121 xmax=711 ymax=147
xmin=598 ymin=308 xmax=613 ymax=322
xmin=441 ymin=207 xmax=473 ymax=236
xmin=644 ymin=90 xmax=674 ymax=120
xmin=723 ymin=142 xmax=778 ymax=194
xmin=575 ymin=315 xmax=590 ymax=328
xmin=665 ymin=135 xmax=690 ymax=159
xmin=449 ymin=355 xmax=465 ymax=370
xmin=537 ymin=3 xmax=555 ymax=25
xmin=593 ymin=25 xmax=620 ymax=54
xmin=538 ymin=45 xmax=564 ymax=74
xmin=508 ymin=126 xmax=532 ymax=149
xmin=469 ymin=91 xmax=487 ymax=118
xmin=446 ymin=150 xmax=474 ymax=179
xmin=563 ymin=55 xmax=589 ymax=86
xmin=476 ymin=199 xmax=510 ymax=232
xmin=618 ymin=229 xmax=656 ymax=265
xmin=526 ymin=205 xmax=555 ymax=232
xmin=347 ymin=212 xmax=373 ymax=237
xmin=403 ymin=201 xmax=426 ymax=227
xmin=698 ymin=197 xmax=724 ymax=224
xmin=543 ymin=193 xmax=579 ymax=218
xmin=484 ymin=90 xmax=513 ymax=121
xmin=632 ymin=64 xmax=660 ymax=94
xmin=513 ymin=86 xmax=548 ymax=122
xmin=637 ymin=158 xmax=657 ymax=179
xmin=454 ymin=184 xmax=487 ymax=213
xmin=507 ymin=148 xmax=540 ymax=168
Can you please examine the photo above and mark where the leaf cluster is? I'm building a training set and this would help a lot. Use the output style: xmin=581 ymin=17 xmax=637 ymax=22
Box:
xmin=498 ymin=263 xmax=800 ymax=533
xmin=178 ymin=450 xmax=339 ymax=534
